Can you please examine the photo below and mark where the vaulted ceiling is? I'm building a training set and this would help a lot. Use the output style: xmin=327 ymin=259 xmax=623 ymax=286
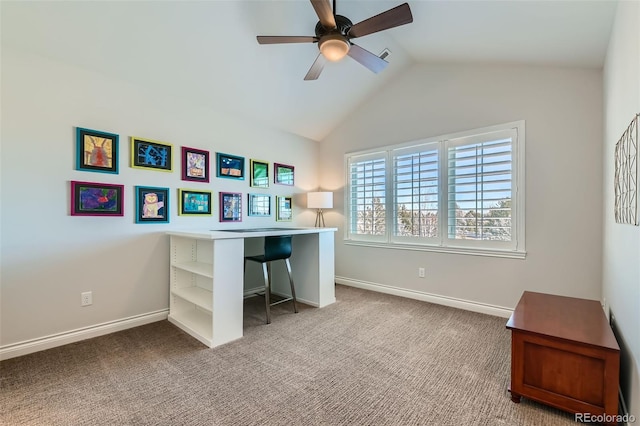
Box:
xmin=1 ymin=0 xmax=617 ymax=141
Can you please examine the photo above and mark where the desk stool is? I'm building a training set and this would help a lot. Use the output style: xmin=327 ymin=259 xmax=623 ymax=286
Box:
xmin=244 ymin=235 xmax=298 ymax=324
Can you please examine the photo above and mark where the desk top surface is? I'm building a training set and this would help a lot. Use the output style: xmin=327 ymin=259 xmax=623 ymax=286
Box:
xmin=506 ymin=291 xmax=619 ymax=350
xmin=167 ymin=227 xmax=337 ymax=240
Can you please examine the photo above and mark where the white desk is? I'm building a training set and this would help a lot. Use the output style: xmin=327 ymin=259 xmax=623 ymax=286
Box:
xmin=166 ymin=227 xmax=337 ymax=347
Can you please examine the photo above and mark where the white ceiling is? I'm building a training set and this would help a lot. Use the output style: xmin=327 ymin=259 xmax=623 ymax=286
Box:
xmin=1 ymin=0 xmax=617 ymax=141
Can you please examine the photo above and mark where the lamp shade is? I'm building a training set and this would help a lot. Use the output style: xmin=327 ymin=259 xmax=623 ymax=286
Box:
xmin=307 ymin=192 xmax=333 ymax=209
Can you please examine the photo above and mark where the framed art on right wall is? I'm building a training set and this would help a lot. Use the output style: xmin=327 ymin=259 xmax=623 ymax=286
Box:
xmin=614 ymin=113 xmax=639 ymax=225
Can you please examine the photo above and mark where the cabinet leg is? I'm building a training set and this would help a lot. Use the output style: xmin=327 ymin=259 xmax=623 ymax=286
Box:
xmin=507 ymin=385 xmax=521 ymax=403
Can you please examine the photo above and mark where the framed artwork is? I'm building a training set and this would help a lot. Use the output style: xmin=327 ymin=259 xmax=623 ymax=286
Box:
xmin=248 ymin=193 xmax=271 ymax=217
xmin=178 ymin=189 xmax=212 ymax=216
xmin=250 ymin=159 xmax=269 ymax=188
xmin=220 ymin=192 xmax=242 ymax=222
xmin=181 ymin=146 xmax=209 ymax=183
xmin=135 ymin=186 xmax=169 ymax=224
xmin=70 ymin=180 xmax=124 ymax=216
xmin=276 ymin=195 xmax=293 ymax=222
xmin=614 ymin=113 xmax=639 ymax=225
xmin=76 ymin=127 xmax=119 ymax=174
xmin=131 ymin=137 xmax=173 ymax=172
xmin=274 ymin=163 xmax=294 ymax=186
xmin=216 ymin=153 xmax=245 ymax=179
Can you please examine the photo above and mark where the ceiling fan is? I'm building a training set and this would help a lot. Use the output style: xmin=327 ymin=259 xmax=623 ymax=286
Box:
xmin=256 ymin=0 xmax=413 ymax=80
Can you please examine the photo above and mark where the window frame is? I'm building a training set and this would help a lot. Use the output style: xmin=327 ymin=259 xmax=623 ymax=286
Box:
xmin=390 ymin=142 xmax=441 ymax=246
xmin=346 ymin=151 xmax=388 ymax=243
xmin=344 ymin=121 xmax=526 ymax=259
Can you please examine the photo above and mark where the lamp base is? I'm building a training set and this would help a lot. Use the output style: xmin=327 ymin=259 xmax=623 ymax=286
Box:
xmin=314 ymin=209 xmax=326 ymax=227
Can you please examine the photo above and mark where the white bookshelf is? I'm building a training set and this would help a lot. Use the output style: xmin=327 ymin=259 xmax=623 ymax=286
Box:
xmin=168 ymin=235 xmax=244 ymax=347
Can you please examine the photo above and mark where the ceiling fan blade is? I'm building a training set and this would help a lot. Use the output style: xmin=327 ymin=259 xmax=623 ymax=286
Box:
xmin=348 ymin=3 xmax=413 ymax=39
xmin=257 ymin=36 xmax=318 ymax=44
xmin=310 ymin=0 xmax=336 ymax=29
xmin=304 ymin=53 xmax=327 ymax=80
xmin=347 ymin=43 xmax=388 ymax=74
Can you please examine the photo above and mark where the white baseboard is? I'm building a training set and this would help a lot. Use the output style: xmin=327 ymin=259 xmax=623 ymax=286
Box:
xmin=335 ymin=276 xmax=513 ymax=318
xmin=0 ymin=309 xmax=169 ymax=361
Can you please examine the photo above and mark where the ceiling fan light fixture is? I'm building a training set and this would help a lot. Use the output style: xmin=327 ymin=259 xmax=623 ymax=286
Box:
xmin=319 ymin=34 xmax=350 ymax=61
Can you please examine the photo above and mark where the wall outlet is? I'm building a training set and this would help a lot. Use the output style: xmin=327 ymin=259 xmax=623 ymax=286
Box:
xmin=81 ymin=291 xmax=92 ymax=307
xmin=418 ymin=267 xmax=426 ymax=278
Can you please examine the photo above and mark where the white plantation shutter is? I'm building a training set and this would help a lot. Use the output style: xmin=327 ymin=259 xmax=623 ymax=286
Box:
xmin=347 ymin=152 xmax=387 ymax=240
xmin=392 ymin=143 xmax=440 ymax=243
xmin=345 ymin=121 xmax=524 ymax=257
xmin=445 ymin=128 xmax=518 ymax=250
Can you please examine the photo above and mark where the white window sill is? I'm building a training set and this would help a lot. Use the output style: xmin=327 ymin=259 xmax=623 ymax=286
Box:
xmin=343 ymin=240 xmax=526 ymax=259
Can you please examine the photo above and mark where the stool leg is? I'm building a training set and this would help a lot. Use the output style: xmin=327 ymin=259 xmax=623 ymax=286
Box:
xmin=262 ymin=262 xmax=271 ymax=324
xmin=284 ymin=258 xmax=298 ymax=314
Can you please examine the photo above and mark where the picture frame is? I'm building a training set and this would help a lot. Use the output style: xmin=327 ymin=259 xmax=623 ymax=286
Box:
xmin=276 ymin=195 xmax=293 ymax=222
xmin=135 ymin=186 xmax=169 ymax=224
xmin=181 ymin=146 xmax=210 ymax=183
xmin=131 ymin=136 xmax=173 ymax=172
xmin=614 ymin=113 xmax=639 ymax=225
xmin=220 ymin=192 xmax=243 ymax=222
xmin=76 ymin=127 xmax=119 ymax=174
xmin=248 ymin=193 xmax=271 ymax=217
xmin=250 ymin=159 xmax=269 ymax=188
xmin=274 ymin=163 xmax=295 ymax=186
xmin=178 ymin=189 xmax=212 ymax=216
xmin=70 ymin=180 xmax=124 ymax=216
xmin=216 ymin=152 xmax=245 ymax=179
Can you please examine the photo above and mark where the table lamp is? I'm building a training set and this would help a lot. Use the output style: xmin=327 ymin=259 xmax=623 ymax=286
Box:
xmin=307 ymin=192 xmax=333 ymax=227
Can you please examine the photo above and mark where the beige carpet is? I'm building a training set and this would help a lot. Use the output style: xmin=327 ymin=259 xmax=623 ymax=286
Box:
xmin=0 ymin=285 xmax=576 ymax=425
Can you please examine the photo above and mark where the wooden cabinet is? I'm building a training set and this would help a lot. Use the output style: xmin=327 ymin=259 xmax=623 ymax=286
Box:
xmin=506 ymin=292 xmax=620 ymax=425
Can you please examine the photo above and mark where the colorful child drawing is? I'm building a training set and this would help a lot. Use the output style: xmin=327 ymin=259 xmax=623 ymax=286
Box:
xmin=80 ymin=187 xmax=118 ymax=212
xmin=84 ymin=135 xmax=112 ymax=168
xmin=142 ymin=192 xmax=164 ymax=218
xmin=187 ymin=152 xmax=206 ymax=178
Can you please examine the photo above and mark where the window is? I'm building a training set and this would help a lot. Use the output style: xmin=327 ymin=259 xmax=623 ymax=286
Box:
xmin=348 ymin=152 xmax=386 ymax=241
xmin=345 ymin=121 xmax=525 ymax=258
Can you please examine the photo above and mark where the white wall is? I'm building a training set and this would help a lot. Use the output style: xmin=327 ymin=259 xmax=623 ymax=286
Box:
xmin=320 ymin=63 xmax=604 ymax=312
xmin=0 ymin=48 xmax=319 ymax=355
xmin=603 ymin=0 xmax=640 ymax=418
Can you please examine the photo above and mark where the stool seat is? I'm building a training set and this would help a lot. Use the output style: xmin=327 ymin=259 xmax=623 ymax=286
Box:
xmin=245 ymin=254 xmax=268 ymax=263
xmin=244 ymin=235 xmax=298 ymax=324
